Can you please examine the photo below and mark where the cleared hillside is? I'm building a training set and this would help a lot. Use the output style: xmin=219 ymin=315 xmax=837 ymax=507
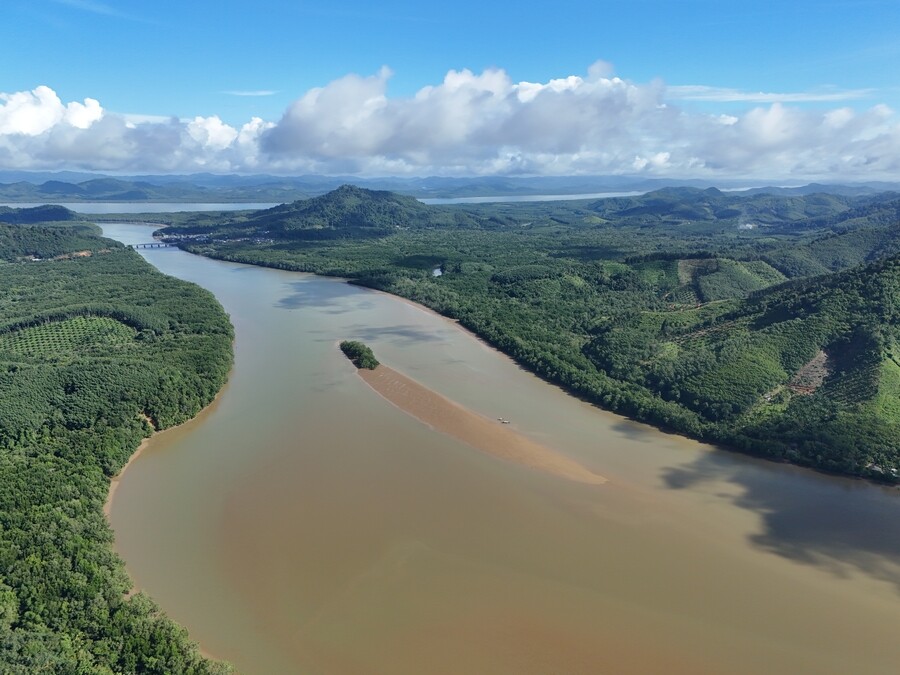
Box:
xmin=163 ymin=185 xmax=900 ymax=479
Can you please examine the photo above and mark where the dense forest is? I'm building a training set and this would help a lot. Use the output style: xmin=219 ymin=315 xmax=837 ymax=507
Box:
xmin=163 ymin=185 xmax=900 ymax=481
xmin=0 ymin=220 xmax=233 ymax=672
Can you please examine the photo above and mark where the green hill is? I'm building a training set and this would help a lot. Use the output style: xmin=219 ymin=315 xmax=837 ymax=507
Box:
xmin=247 ymin=184 xmax=483 ymax=235
xmin=613 ymin=255 xmax=900 ymax=475
xmin=0 ymin=222 xmax=109 ymax=260
xmin=162 ymin=185 xmax=900 ymax=480
xmin=163 ymin=185 xmax=488 ymax=241
xmin=584 ymin=187 xmax=856 ymax=226
xmin=0 ymin=204 xmax=78 ymax=225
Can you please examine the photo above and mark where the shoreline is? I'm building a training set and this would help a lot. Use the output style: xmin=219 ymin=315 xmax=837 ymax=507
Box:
xmin=104 ymin=435 xmax=152 ymax=519
xmin=168 ymin=247 xmax=900 ymax=487
xmin=103 ymin=385 xmax=231 ymax=664
xmin=104 ymin=383 xmax=231 ymax=520
xmin=356 ymin=362 xmax=607 ymax=486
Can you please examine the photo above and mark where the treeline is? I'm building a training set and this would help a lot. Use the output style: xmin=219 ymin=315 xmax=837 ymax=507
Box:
xmin=0 ymin=224 xmax=233 ymax=672
xmin=166 ymin=186 xmax=900 ymax=480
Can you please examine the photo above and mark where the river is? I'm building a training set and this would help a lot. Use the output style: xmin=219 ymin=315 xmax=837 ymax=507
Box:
xmin=102 ymin=222 xmax=900 ymax=674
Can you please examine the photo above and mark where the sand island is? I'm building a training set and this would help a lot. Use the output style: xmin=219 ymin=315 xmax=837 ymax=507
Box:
xmin=340 ymin=340 xmax=607 ymax=485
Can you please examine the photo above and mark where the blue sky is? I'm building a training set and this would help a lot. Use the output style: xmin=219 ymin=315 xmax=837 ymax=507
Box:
xmin=1 ymin=0 xmax=899 ymax=178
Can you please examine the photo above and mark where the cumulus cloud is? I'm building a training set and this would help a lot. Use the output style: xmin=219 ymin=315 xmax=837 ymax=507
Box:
xmin=187 ymin=115 xmax=239 ymax=150
xmin=0 ymin=86 xmax=102 ymax=136
xmin=1 ymin=65 xmax=899 ymax=179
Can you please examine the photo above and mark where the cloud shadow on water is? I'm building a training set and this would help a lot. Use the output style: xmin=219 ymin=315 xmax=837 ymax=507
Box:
xmin=344 ymin=323 xmax=446 ymax=346
xmin=276 ymin=280 xmax=375 ymax=314
xmin=611 ymin=420 xmax=661 ymax=444
xmin=661 ymin=451 xmax=900 ymax=593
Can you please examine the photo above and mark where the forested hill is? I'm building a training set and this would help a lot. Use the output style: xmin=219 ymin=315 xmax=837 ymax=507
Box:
xmin=0 ymin=221 xmax=233 ymax=672
xmin=253 ymin=184 xmax=483 ymax=231
xmin=0 ymin=222 xmax=112 ymax=261
xmin=0 ymin=204 xmax=77 ymax=224
xmin=585 ymin=254 xmax=900 ymax=475
xmin=583 ymin=187 xmax=856 ymax=225
xmin=163 ymin=184 xmax=487 ymax=240
xmin=164 ymin=185 xmax=900 ymax=480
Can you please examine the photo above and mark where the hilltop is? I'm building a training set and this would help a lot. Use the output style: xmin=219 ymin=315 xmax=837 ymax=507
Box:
xmin=163 ymin=185 xmax=488 ymax=241
xmin=160 ymin=185 xmax=900 ymax=479
xmin=245 ymin=184 xmax=484 ymax=235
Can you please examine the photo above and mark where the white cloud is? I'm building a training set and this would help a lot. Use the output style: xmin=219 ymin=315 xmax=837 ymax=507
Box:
xmin=187 ymin=116 xmax=238 ymax=150
xmin=65 ymin=97 xmax=103 ymax=128
xmin=0 ymin=86 xmax=102 ymax=135
xmin=0 ymin=70 xmax=899 ymax=180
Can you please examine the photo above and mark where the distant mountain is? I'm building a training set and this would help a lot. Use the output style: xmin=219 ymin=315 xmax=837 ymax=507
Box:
xmin=740 ymin=183 xmax=894 ymax=197
xmin=3 ymin=170 xmax=898 ymax=203
xmin=579 ymin=186 xmax=860 ymax=226
xmin=0 ymin=170 xmax=104 ymax=184
xmin=39 ymin=180 xmax=87 ymax=196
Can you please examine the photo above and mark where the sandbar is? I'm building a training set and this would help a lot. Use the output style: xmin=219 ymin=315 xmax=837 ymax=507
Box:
xmin=358 ymin=364 xmax=607 ymax=485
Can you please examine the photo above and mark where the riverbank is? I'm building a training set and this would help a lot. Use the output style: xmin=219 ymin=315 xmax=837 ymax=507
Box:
xmin=104 ymin=381 xmax=230 ymax=528
xmin=104 ymin=436 xmax=151 ymax=519
xmin=357 ymin=363 xmax=607 ymax=485
xmin=99 ymin=225 xmax=900 ymax=675
xmin=103 ymin=385 xmax=232 ymax=662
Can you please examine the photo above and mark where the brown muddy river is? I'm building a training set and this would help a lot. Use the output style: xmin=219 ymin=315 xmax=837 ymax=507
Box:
xmin=103 ymin=223 xmax=900 ymax=674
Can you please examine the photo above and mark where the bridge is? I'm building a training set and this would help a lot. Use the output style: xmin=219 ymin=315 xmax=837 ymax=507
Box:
xmin=132 ymin=242 xmax=177 ymax=249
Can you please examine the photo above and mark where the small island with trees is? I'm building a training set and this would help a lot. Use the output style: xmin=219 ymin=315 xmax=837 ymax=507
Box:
xmin=339 ymin=340 xmax=380 ymax=369
xmin=164 ymin=185 xmax=900 ymax=481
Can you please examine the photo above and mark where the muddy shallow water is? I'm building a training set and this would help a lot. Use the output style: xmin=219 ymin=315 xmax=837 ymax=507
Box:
xmin=103 ymin=223 xmax=900 ymax=674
